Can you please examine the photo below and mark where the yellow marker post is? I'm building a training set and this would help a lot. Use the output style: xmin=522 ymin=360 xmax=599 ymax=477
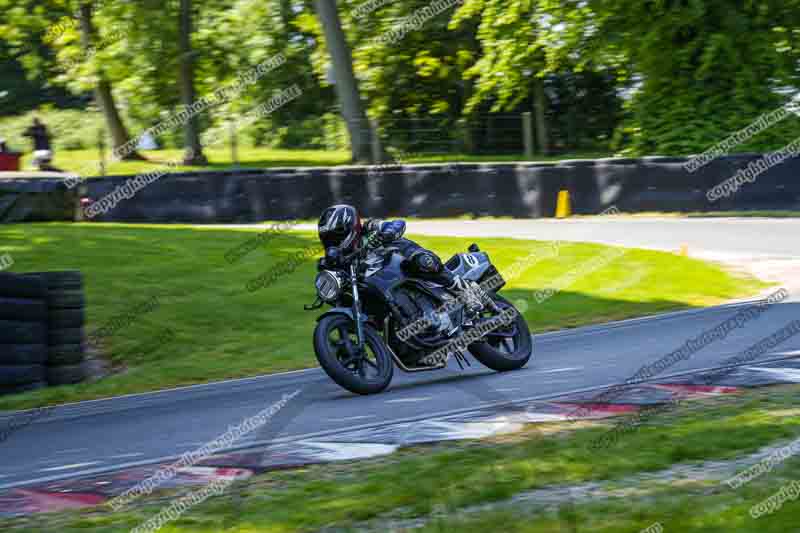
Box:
xmin=679 ymin=244 xmax=689 ymax=256
xmin=555 ymin=190 xmax=572 ymax=218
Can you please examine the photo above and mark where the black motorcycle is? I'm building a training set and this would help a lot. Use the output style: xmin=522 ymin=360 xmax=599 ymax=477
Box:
xmin=305 ymin=242 xmax=532 ymax=394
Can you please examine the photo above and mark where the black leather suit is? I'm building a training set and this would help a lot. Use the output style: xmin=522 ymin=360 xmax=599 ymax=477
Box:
xmin=362 ymin=219 xmax=456 ymax=287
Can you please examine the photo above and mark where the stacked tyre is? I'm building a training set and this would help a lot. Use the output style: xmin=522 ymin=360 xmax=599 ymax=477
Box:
xmin=0 ymin=273 xmax=48 ymax=395
xmin=36 ymin=271 xmax=88 ymax=386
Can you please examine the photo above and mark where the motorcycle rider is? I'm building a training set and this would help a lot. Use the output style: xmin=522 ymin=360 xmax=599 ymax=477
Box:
xmin=317 ymin=204 xmax=488 ymax=314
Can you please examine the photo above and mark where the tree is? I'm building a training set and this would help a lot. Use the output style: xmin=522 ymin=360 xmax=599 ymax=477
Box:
xmin=451 ymin=0 xmax=551 ymax=153
xmin=313 ymin=0 xmax=372 ymax=163
xmin=0 ymin=0 xmax=143 ymax=158
xmin=559 ymin=0 xmax=800 ymax=155
xmin=178 ymin=0 xmax=208 ymax=164
xmin=77 ymin=2 xmax=143 ymax=160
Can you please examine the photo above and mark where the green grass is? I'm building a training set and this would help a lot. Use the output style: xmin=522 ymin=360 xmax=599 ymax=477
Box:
xmin=19 ymin=147 xmax=352 ymax=177
xmin=13 ymin=147 xmax=611 ymax=178
xmin=413 ymin=476 xmax=800 ymax=533
xmin=0 ymin=224 xmax=766 ymax=410
xmin=3 ymin=385 xmax=799 ymax=532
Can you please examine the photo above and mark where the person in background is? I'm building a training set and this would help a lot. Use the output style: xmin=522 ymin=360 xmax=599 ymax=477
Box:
xmin=23 ymin=118 xmax=51 ymax=152
xmin=22 ymin=118 xmax=58 ymax=171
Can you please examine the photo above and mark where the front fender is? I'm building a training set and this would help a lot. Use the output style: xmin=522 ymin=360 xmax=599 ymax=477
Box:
xmin=316 ymin=307 xmax=354 ymax=322
xmin=316 ymin=308 xmax=367 ymax=323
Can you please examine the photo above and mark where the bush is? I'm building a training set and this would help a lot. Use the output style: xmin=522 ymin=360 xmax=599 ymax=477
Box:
xmin=233 ymin=112 xmax=349 ymax=150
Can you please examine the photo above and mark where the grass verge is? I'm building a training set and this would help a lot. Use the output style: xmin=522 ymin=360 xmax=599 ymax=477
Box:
xmin=3 ymin=384 xmax=798 ymax=532
xmin=0 ymin=223 xmax=766 ymax=410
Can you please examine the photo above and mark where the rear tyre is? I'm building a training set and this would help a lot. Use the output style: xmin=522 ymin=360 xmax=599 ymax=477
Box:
xmin=47 ymin=291 xmax=85 ymax=310
xmin=48 ymin=328 xmax=83 ymax=346
xmin=27 ymin=271 xmax=83 ymax=291
xmin=0 ymin=365 xmax=45 ymax=386
xmin=46 ymin=363 xmax=87 ymax=386
xmin=0 ymin=344 xmax=47 ymax=365
xmin=0 ymin=321 xmax=46 ymax=344
xmin=48 ymin=344 xmax=85 ymax=366
xmin=313 ymin=315 xmax=393 ymax=395
xmin=468 ymin=294 xmax=532 ymax=371
xmin=48 ymin=309 xmax=85 ymax=329
xmin=0 ymin=298 xmax=47 ymax=322
xmin=0 ymin=381 xmax=47 ymax=395
xmin=0 ymin=273 xmax=46 ymax=299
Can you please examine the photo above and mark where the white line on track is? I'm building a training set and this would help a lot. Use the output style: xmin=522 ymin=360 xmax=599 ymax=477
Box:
xmin=385 ymin=397 xmax=432 ymax=404
xmin=109 ymin=453 xmax=145 ymax=459
xmin=6 ymin=352 xmax=799 ymax=492
xmin=54 ymin=448 xmax=89 ymax=455
xmin=38 ymin=462 xmax=101 ymax=473
xmin=535 ymin=367 xmax=583 ymax=374
xmin=745 ymin=367 xmax=800 ymax=381
xmin=328 ymin=415 xmax=376 ymax=422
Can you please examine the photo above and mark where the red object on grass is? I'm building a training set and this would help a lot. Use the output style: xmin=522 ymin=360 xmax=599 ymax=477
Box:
xmin=0 ymin=153 xmax=21 ymax=171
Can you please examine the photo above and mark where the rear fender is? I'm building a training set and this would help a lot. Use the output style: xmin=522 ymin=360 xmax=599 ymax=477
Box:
xmin=446 ymin=252 xmax=505 ymax=291
xmin=447 ymin=252 xmax=492 ymax=281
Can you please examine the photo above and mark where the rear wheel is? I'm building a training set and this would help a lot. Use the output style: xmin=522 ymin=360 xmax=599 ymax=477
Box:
xmin=313 ymin=315 xmax=393 ymax=395
xmin=468 ymin=294 xmax=532 ymax=371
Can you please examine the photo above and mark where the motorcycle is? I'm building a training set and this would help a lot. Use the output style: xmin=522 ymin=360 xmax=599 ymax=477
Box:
xmin=304 ymin=241 xmax=533 ymax=395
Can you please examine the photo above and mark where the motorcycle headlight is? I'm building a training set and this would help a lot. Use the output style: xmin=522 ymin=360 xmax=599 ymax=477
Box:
xmin=315 ymin=270 xmax=342 ymax=303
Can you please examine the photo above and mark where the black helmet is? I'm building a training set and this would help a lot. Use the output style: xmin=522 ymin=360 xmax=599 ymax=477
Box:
xmin=318 ymin=204 xmax=362 ymax=255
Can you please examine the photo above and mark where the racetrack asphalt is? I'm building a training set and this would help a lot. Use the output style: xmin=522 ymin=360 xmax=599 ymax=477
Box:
xmin=1 ymin=217 xmax=799 ymax=491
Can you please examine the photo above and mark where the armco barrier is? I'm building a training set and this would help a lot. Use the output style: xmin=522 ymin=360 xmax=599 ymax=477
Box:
xmin=515 ymin=163 xmax=553 ymax=218
xmin=481 ymin=163 xmax=524 ymax=217
xmin=365 ymin=166 xmax=405 ymax=218
xmin=558 ymin=159 xmax=598 ymax=215
xmin=594 ymin=157 xmax=639 ymax=212
xmin=0 ymin=178 xmax=75 ymax=223
xmin=637 ymin=156 xmax=710 ymax=212
xmin=404 ymin=165 xmax=470 ymax=218
xmin=329 ymin=167 xmax=368 ymax=210
xmin=2 ymin=152 xmax=799 ymax=224
xmin=718 ymin=153 xmax=800 ymax=210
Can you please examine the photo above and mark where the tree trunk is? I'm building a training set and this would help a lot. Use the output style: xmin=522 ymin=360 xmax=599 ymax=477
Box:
xmin=533 ymin=78 xmax=549 ymax=155
xmin=314 ymin=0 xmax=372 ymax=163
xmin=179 ymin=0 xmax=208 ymax=165
xmin=280 ymin=0 xmax=292 ymax=29
xmin=77 ymin=3 xmax=143 ymax=161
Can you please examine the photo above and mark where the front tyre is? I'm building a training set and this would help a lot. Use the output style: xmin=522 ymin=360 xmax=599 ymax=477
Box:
xmin=468 ymin=294 xmax=532 ymax=371
xmin=314 ymin=315 xmax=394 ymax=395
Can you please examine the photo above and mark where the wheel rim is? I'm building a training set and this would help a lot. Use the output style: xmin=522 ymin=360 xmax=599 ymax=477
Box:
xmin=326 ymin=322 xmax=384 ymax=381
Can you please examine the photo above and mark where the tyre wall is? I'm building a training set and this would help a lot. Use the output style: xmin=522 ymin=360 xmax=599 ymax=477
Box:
xmin=0 ymin=271 xmax=87 ymax=395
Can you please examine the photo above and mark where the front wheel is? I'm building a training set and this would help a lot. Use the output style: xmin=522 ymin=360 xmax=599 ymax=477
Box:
xmin=314 ymin=315 xmax=394 ymax=395
xmin=468 ymin=294 xmax=532 ymax=371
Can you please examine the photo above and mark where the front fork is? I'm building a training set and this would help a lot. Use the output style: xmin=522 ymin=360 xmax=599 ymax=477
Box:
xmin=350 ymin=262 xmax=365 ymax=350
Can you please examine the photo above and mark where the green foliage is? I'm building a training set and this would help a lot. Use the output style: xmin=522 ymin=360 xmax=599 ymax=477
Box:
xmin=0 ymin=107 xmax=105 ymax=151
xmin=2 ymin=0 xmax=799 ymax=156
xmin=584 ymin=0 xmax=800 ymax=155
